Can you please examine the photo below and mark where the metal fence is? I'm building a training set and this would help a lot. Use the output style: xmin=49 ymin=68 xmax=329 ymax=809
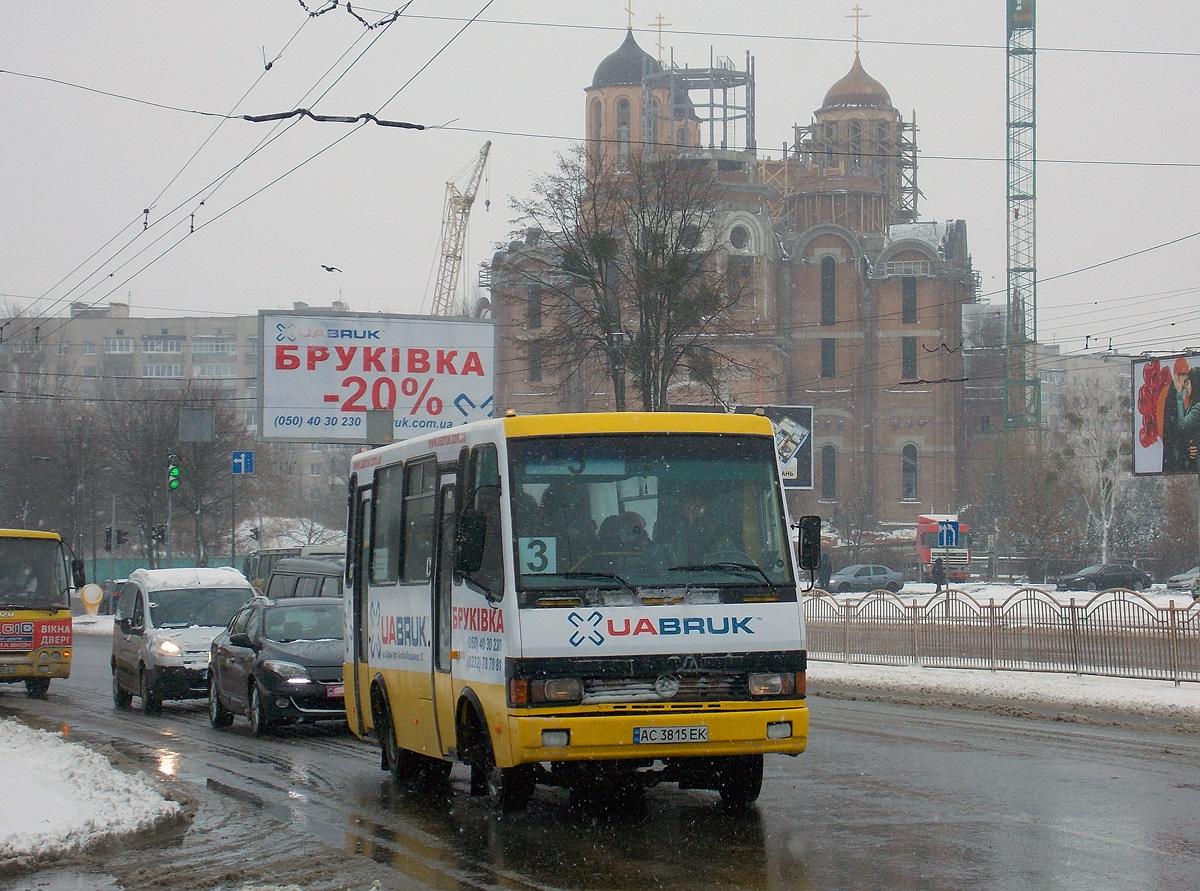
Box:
xmin=804 ymin=587 xmax=1200 ymax=686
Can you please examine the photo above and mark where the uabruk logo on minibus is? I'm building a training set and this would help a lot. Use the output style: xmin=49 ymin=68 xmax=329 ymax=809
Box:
xmin=566 ymin=611 xmax=757 ymax=648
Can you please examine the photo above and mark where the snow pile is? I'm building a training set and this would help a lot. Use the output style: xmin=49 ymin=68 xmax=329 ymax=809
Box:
xmin=812 ymin=661 xmax=1200 ymax=721
xmin=0 ymin=719 xmax=182 ymax=863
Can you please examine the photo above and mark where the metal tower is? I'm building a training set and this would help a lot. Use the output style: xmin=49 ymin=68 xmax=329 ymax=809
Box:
xmin=1004 ymin=1 xmax=1039 ymax=430
xmin=431 ymin=141 xmax=491 ymax=316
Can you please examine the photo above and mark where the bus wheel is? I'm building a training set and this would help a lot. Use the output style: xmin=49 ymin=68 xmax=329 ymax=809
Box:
xmin=379 ymin=706 xmax=419 ymax=781
xmin=465 ymin=714 xmax=534 ymax=811
xmin=25 ymin=678 xmax=50 ymax=700
xmin=485 ymin=759 xmax=535 ymax=813
xmin=112 ymin=669 xmax=132 ymax=709
xmin=139 ymin=668 xmax=162 ymax=715
xmin=715 ymin=754 xmax=763 ymax=807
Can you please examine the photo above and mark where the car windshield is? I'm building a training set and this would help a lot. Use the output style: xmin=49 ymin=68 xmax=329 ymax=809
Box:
xmin=263 ymin=603 xmax=344 ymax=642
xmin=1077 ymin=565 xmax=1103 ymax=576
xmin=0 ymin=537 xmax=69 ymax=610
xmin=507 ymin=433 xmax=794 ymax=605
xmin=148 ymin=587 xmax=253 ymax=628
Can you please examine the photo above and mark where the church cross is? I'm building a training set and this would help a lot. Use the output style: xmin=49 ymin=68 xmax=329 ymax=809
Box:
xmin=625 ymin=1 xmax=635 ymax=30
xmin=846 ymin=4 xmax=869 ymax=53
xmin=652 ymin=13 xmax=672 ymax=62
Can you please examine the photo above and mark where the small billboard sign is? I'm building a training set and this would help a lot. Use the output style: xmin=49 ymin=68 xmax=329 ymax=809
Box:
xmin=1132 ymin=355 xmax=1200 ymax=475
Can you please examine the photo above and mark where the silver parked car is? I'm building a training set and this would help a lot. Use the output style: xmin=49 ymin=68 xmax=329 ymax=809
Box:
xmin=111 ymin=567 xmax=256 ymax=714
xmin=1165 ymin=565 xmax=1199 ymax=592
xmin=827 ymin=563 xmax=904 ymax=593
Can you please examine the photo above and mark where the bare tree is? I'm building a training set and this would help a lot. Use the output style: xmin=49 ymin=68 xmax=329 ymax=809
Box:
xmin=507 ymin=144 xmax=751 ymax=410
xmin=1055 ymin=388 xmax=1134 ymax=564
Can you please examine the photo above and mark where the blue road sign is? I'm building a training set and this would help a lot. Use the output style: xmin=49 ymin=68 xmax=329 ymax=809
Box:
xmin=232 ymin=450 xmax=254 ymax=475
xmin=937 ymin=520 xmax=959 ymax=548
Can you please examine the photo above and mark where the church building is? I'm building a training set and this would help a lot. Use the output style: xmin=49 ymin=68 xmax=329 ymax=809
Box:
xmin=490 ymin=30 xmax=981 ymax=535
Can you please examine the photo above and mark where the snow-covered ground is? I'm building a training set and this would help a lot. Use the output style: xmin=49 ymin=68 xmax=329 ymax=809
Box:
xmin=4 ymin=586 xmax=1199 ymax=877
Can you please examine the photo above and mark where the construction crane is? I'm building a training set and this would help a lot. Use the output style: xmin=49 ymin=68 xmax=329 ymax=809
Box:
xmin=430 ymin=141 xmax=491 ymax=316
xmin=1004 ymin=1 xmax=1039 ymax=433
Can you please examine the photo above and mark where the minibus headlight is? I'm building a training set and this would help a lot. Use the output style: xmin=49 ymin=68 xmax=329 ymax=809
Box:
xmin=531 ymin=678 xmax=583 ymax=703
xmin=748 ymin=672 xmax=796 ymax=697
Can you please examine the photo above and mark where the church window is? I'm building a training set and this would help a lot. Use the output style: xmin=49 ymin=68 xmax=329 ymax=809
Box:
xmin=901 ymin=337 xmax=917 ymax=380
xmin=824 ymin=122 xmax=836 ymax=166
xmin=901 ymin=445 xmax=918 ymax=500
xmin=528 ymin=342 xmax=543 ymax=382
xmin=821 ymin=256 xmax=836 ymax=325
xmin=590 ymin=100 xmax=602 ymax=160
xmin=821 ymin=339 xmax=836 ymax=378
xmin=848 ymin=121 xmax=861 ymax=172
xmin=729 ymin=224 xmax=750 ymax=251
xmin=526 ymin=286 xmax=542 ymax=329
xmin=617 ymin=98 xmax=631 ymax=165
xmin=676 ymin=126 xmax=688 ymax=146
xmin=821 ymin=445 xmax=837 ymax=500
xmin=902 ymin=277 xmax=917 ymax=323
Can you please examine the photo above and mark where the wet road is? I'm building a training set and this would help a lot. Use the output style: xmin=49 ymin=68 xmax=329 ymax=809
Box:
xmin=4 ymin=634 xmax=1199 ymax=890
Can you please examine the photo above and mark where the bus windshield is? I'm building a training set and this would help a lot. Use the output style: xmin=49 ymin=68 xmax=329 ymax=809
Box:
xmin=0 ymin=537 xmax=69 ymax=611
xmin=508 ymin=433 xmax=794 ymax=604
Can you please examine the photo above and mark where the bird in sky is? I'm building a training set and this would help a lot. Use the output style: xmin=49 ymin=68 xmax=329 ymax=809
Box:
xmin=321 ymin=264 xmax=341 ymax=273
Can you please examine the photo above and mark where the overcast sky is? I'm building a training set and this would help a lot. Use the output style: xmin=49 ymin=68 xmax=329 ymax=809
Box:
xmin=4 ymin=1 xmax=1199 ymax=359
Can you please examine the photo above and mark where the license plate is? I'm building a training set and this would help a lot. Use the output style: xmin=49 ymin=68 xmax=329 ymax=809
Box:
xmin=633 ymin=725 xmax=709 ymax=744
xmin=327 ymin=684 xmax=344 ymax=698
xmin=0 ymin=665 xmax=15 ymax=675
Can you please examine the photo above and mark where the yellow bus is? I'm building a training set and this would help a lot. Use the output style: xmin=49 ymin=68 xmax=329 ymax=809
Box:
xmin=0 ymin=529 xmax=85 ymax=698
xmin=344 ymin=412 xmax=819 ymax=809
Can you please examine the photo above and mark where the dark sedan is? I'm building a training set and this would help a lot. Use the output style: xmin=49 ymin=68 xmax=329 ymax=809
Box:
xmin=208 ymin=596 xmax=346 ymax=736
xmin=1053 ymin=563 xmax=1152 ymax=592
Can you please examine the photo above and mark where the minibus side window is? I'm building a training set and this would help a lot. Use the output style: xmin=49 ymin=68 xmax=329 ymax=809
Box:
xmin=370 ymin=464 xmax=403 ymax=585
xmin=402 ymin=457 xmax=438 ymax=583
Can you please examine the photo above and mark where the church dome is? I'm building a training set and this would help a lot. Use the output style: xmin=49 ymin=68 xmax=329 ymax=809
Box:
xmin=592 ymin=29 xmax=661 ymax=87
xmin=821 ymin=53 xmax=892 ymax=109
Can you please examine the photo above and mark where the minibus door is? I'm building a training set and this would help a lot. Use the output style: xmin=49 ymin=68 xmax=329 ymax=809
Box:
xmin=430 ymin=479 xmax=457 ymax=757
xmin=349 ymin=484 xmax=371 ymax=738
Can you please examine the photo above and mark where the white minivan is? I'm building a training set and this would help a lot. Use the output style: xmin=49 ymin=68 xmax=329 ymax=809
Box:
xmin=111 ymin=567 xmax=256 ymax=713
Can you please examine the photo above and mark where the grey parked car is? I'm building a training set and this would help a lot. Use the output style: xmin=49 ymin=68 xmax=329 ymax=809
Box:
xmin=827 ymin=563 xmax=904 ymax=593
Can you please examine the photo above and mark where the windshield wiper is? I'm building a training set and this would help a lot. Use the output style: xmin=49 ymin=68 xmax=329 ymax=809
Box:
xmin=557 ymin=571 xmax=637 ymax=594
xmin=669 ymin=562 xmax=773 ymax=585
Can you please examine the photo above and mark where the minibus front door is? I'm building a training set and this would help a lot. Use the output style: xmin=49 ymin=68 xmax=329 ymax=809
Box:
xmin=430 ymin=480 xmax=457 ymax=757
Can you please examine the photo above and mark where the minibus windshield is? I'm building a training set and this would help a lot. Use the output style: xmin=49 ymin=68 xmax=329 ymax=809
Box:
xmin=508 ymin=433 xmax=794 ymax=604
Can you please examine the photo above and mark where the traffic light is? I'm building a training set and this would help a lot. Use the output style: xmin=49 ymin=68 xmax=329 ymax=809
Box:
xmin=167 ymin=453 xmax=180 ymax=490
xmin=115 ymin=529 xmax=126 ymax=547
xmin=152 ymin=525 xmax=167 ymax=544
xmin=249 ymin=525 xmax=260 ymax=541
xmin=104 ymin=527 xmax=112 ymax=552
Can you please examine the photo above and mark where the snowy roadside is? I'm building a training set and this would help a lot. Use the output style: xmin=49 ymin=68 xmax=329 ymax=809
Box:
xmin=0 ymin=719 xmax=184 ymax=868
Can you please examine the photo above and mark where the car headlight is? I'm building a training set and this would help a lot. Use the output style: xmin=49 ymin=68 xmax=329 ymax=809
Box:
xmin=153 ymin=639 xmax=183 ymax=656
xmin=262 ymin=660 xmax=311 ymax=685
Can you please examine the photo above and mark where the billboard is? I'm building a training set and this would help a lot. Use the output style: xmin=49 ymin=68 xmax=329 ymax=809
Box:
xmin=259 ymin=311 xmax=494 ymax=443
xmin=1133 ymin=354 xmax=1200 ymax=475
xmin=735 ymin=404 xmax=814 ymax=490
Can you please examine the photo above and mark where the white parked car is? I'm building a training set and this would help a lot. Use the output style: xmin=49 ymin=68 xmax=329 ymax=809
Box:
xmin=111 ymin=567 xmax=256 ymax=713
xmin=1165 ymin=565 xmax=1199 ymax=594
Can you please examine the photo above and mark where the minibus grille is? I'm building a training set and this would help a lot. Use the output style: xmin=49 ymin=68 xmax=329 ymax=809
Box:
xmin=583 ymin=673 xmax=739 ymax=703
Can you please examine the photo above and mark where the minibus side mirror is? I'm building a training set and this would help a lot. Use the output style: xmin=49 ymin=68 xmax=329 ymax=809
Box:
xmin=71 ymin=558 xmax=86 ymax=589
xmin=797 ymin=515 xmax=822 ymax=572
xmin=456 ymin=508 xmax=487 ymax=574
